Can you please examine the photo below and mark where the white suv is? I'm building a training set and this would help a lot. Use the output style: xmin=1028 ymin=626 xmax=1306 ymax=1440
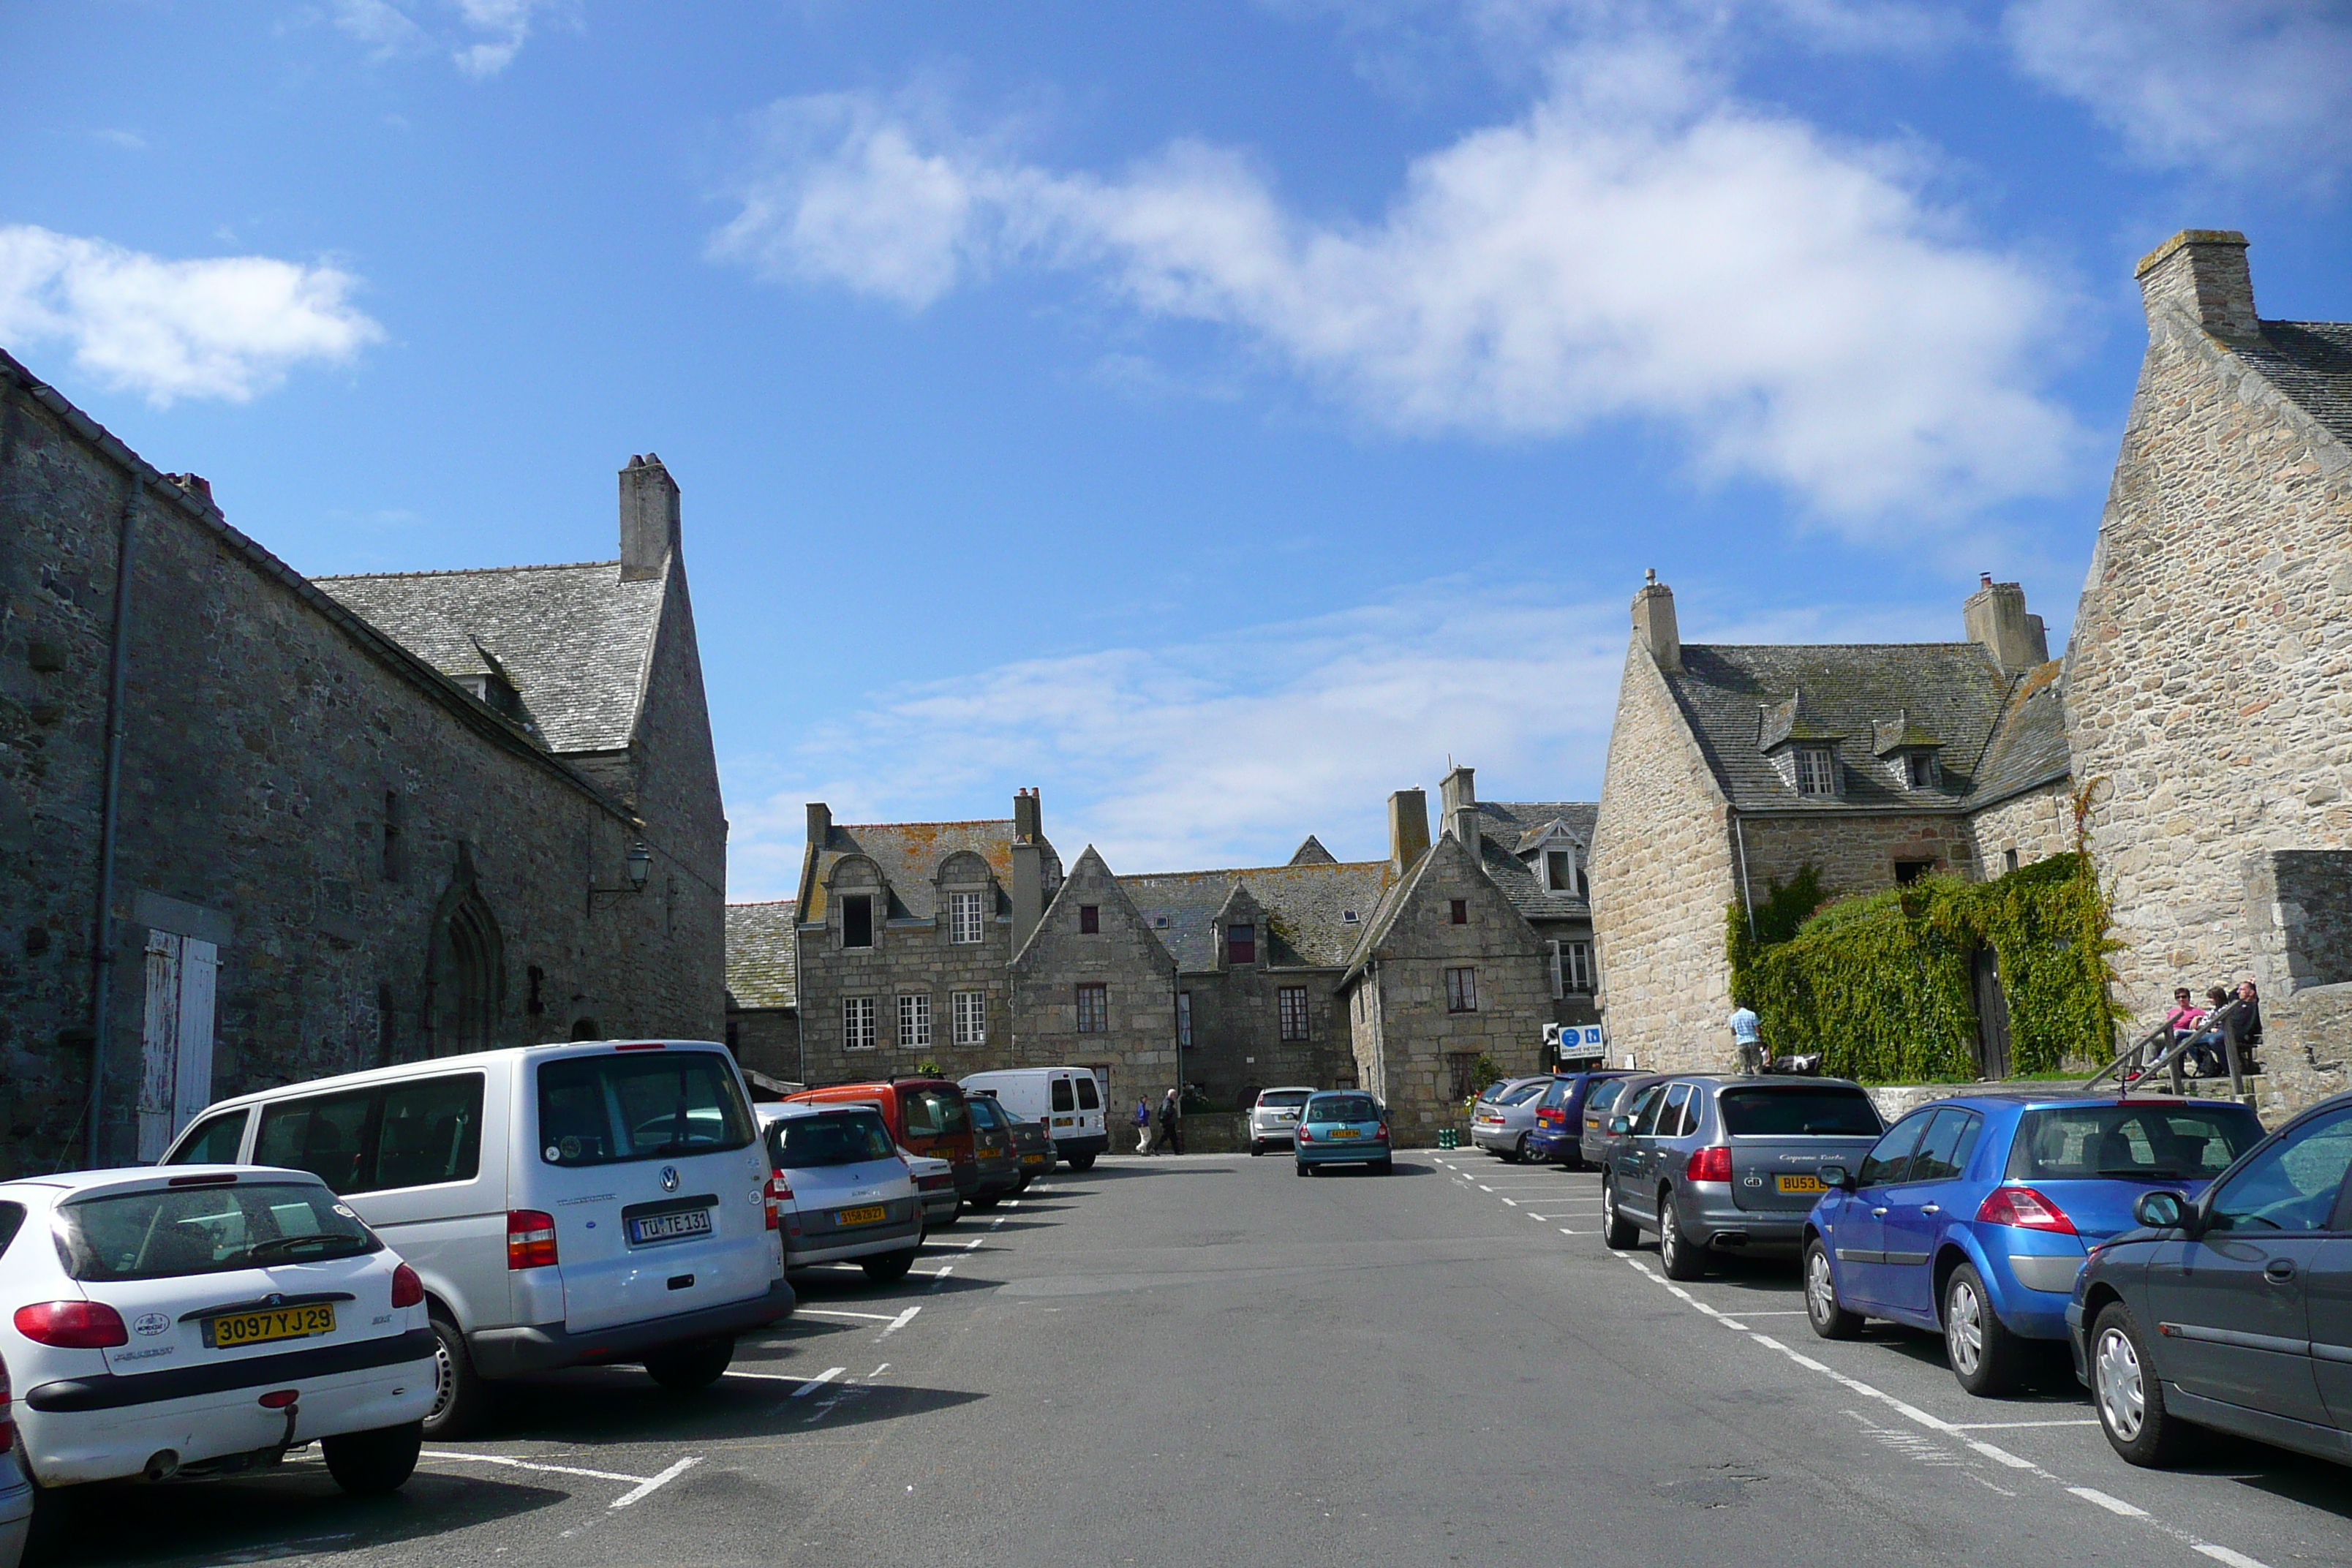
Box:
xmin=162 ymin=1041 xmax=794 ymax=1436
xmin=1248 ymin=1088 xmax=1316 ymax=1156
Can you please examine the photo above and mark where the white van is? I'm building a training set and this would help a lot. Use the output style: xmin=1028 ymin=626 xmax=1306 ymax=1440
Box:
xmin=160 ymin=1040 xmax=794 ymax=1436
xmin=957 ymin=1068 xmax=1107 ymax=1169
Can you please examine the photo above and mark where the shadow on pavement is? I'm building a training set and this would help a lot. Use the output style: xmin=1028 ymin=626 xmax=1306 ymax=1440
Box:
xmin=42 ymin=1465 xmax=565 ymax=1568
xmin=466 ymin=1364 xmax=982 ymax=1445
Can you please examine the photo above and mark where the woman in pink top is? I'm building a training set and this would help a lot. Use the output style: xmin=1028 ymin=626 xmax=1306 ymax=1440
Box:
xmin=2165 ymin=987 xmax=2206 ymax=1039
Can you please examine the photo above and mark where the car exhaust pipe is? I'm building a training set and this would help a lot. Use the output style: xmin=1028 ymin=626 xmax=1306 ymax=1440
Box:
xmin=143 ymin=1449 xmax=181 ymax=1482
xmin=1714 ymin=1232 xmax=1749 ymax=1248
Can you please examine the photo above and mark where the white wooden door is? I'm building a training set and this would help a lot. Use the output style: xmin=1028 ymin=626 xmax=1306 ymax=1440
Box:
xmin=136 ymin=932 xmax=220 ymax=1161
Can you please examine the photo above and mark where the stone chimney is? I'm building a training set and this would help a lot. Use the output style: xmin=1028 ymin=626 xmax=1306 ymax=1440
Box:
xmin=806 ymin=801 xmax=832 ymax=856
xmin=1964 ymin=573 xmax=2049 ymax=671
xmin=1441 ymin=764 xmax=1479 ymax=849
xmin=1010 ymin=788 xmax=1044 ymax=951
xmin=2136 ymin=230 xmax=2258 ymax=342
xmin=1387 ymin=788 xmax=1431 ymax=873
xmin=1632 ymin=569 xmax=1680 ymax=673
xmin=619 ymin=453 xmax=682 ymax=582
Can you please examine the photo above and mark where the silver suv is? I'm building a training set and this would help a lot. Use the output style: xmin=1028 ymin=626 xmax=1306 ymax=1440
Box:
xmin=1599 ymin=1075 xmax=1884 ymax=1280
xmin=1248 ymin=1088 xmax=1315 ymax=1155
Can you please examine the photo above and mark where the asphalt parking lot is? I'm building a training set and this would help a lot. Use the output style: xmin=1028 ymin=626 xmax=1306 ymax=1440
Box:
xmin=48 ymin=1153 xmax=2352 ymax=1568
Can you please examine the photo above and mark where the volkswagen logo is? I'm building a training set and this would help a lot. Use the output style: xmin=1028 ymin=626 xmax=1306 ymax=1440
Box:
xmin=660 ymin=1165 xmax=680 ymax=1192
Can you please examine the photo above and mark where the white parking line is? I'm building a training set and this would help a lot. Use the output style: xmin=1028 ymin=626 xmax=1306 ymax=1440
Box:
xmin=1500 ymin=1197 xmax=1519 ymax=1207
xmin=609 ymin=1457 xmax=701 ymax=1509
xmin=2070 ymin=1487 xmax=2148 ymax=1517
xmin=421 ymin=1451 xmax=647 ymax=1485
xmin=928 ymin=1265 xmax=955 ymax=1290
xmin=877 ymin=1303 xmax=923 ymax=1338
xmin=788 ymin=1366 xmax=845 ymax=1398
xmin=963 ymin=1235 xmax=986 ymax=1250
xmin=1953 ymin=1420 xmax=2100 ymax=1430
xmin=794 ymin=1307 xmax=902 ymax=1322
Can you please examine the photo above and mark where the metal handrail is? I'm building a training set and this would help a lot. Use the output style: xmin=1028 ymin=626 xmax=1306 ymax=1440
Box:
xmin=2084 ymin=999 xmax=2248 ymax=1098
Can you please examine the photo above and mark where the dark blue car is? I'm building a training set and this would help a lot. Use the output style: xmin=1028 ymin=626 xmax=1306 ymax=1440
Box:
xmin=1801 ymin=1093 xmax=2266 ymax=1396
xmin=1524 ymin=1071 xmax=1637 ymax=1167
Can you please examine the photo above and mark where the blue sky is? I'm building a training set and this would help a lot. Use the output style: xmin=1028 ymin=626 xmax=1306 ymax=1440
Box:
xmin=6 ymin=1 xmax=2349 ymax=898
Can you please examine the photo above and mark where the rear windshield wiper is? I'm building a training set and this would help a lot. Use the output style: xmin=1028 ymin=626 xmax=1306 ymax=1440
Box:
xmin=2095 ymin=1167 xmax=2187 ymax=1179
xmin=229 ymin=1235 xmax=365 ymax=1264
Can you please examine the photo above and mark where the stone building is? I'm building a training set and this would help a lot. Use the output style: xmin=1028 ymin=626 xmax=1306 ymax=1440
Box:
xmin=1436 ymin=766 xmax=1600 ymax=1035
xmin=2062 ymin=230 xmax=2352 ymax=1109
xmin=1009 ymin=846 xmax=1181 ymax=1109
xmin=0 ymin=351 xmax=726 ymax=1175
xmin=1588 ymin=572 xmax=2070 ymax=1077
xmin=724 ymin=900 xmax=799 ymax=1079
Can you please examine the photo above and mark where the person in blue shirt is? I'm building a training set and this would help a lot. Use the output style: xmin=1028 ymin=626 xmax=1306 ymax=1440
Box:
xmin=1134 ymin=1098 xmax=1153 ymax=1155
xmin=1728 ymin=1003 xmax=1764 ymax=1073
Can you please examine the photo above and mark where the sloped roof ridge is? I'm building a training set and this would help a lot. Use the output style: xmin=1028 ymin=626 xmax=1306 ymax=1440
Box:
xmin=840 ymin=816 xmax=1015 ymax=832
xmin=728 ymin=897 xmax=799 ymax=908
xmin=1124 ymin=857 xmax=1387 ymax=880
xmin=1690 ymin=640 xmax=1985 ymax=653
xmin=312 ymin=559 xmax=622 ymax=581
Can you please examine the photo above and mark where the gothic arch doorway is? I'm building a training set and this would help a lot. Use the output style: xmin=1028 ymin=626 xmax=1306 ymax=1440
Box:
xmin=426 ymin=845 xmax=505 ymax=1058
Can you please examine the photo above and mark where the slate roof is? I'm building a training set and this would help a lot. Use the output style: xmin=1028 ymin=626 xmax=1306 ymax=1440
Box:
xmin=803 ymin=820 xmax=1060 ymax=924
xmin=1662 ymin=644 xmax=2064 ymax=812
xmin=726 ymin=901 xmax=798 ymax=1010
xmin=2240 ymin=320 xmax=2352 ymax=450
xmin=1121 ymin=859 xmax=1394 ymax=970
xmin=1467 ymin=801 xmax=1599 ymax=923
xmin=315 ymin=562 xmax=666 ymax=755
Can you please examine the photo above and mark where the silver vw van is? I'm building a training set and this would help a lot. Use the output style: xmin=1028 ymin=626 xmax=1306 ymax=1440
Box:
xmin=162 ymin=1040 xmax=794 ymax=1435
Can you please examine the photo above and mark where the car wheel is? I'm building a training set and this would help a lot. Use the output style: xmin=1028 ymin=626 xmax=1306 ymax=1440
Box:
xmin=1373 ymin=1158 xmax=1394 ymax=1175
xmin=644 ymin=1335 xmax=735 ymax=1392
xmin=323 ymin=1420 xmax=423 ymax=1496
xmin=1943 ymin=1264 xmax=2024 ymax=1396
xmin=1601 ymin=1179 xmax=1640 ymax=1250
xmin=971 ymin=1194 xmax=1000 ymax=1211
xmin=1804 ymin=1240 xmax=1865 ymax=1340
xmin=1250 ymin=1140 xmax=1264 ymax=1156
xmin=932 ymin=1204 xmax=961 ymax=1229
xmin=1659 ymin=1196 xmax=1707 ymax=1280
xmin=2091 ymin=1302 xmax=2191 ymax=1466
xmin=862 ymin=1247 xmax=918 ymax=1285
xmin=422 ymin=1311 xmax=486 ymax=1440
xmin=1068 ymin=1153 xmax=1096 ymax=1171
xmin=1295 ymin=1162 xmax=1311 ymax=1177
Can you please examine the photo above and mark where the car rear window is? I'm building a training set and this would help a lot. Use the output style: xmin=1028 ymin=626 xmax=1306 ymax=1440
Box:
xmin=0 ymin=1201 xmax=23 ymax=1258
xmin=56 ymin=1181 xmax=380 ymax=1281
xmin=1719 ymin=1087 xmax=1883 ymax=1137
xmin=1308 ymin=1095 xmax=1378 ymax=1123
xmin=1261 ymin=1090 xmax=1311 ymax=1109
xmin=2008 ymin=1104 xmax=2262 ymax=1182
xmin=968 ymin=1096 xmax=1003 ymax=1128
xmin=1052 ymin=1078 xmax=1076 ymax=1112
xmin=538 ymin=1051 xmax=755 ymax=1166
xmin=1500 ymin=1082 xmax=1548 ymax=1105
xmin=770 ymin=1111 xmax=897 ymax=1169
xmin=902 ymin=1088 xmax=972 ymax=1139
xmin=1586 ymin=1079 xmax=1629 ymax=1113
xmin=1074 ymin=1076 xmax=1101 ymax=1110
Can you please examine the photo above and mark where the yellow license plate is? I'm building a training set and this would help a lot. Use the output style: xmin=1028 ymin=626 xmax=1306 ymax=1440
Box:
xmin=1330 ymin=1128 xmax=1360 ymax=1139
xmin=204 ymin=1303 xmax=336 ymax=1349
xmin=1777 ymin=1174 xmax=1826 ymax=1194
xmin=1023 ymin=1153 xmax=1047 ymax=1165
xmin=837 ymin=1205 xmax=887 ymax=1226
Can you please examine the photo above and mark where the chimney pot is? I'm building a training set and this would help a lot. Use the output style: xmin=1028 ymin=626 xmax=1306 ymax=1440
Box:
xmin=1980 ymin=572 xmax=1993 ymax=587
xmin=1964 ymin=578 xmax=2048 ymax=671
xmin=1632 ymin=575 xmax=1681 ymax=674
xmin=619 ymin=453 xmax=681 ymax=581
xmin=1387 ymin=788 xmax=1431 ymax=872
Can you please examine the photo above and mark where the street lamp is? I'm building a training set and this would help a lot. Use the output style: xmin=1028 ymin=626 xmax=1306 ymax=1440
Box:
xmin=589 ymin=841 xmax=654 ymax=910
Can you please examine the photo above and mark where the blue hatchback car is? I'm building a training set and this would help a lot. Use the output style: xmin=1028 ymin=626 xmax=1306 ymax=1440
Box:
xmin=1524 ymin=1071 xmax=1637 ymax=1168
xmin=1295 ymin=1090 xmax=1393 ymax=1175
xmin=1801 ymin=1093 xmax=2265 ymax=1395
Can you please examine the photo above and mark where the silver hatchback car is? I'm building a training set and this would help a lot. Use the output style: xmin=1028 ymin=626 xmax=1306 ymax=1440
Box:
xmin=1248 ymin=1088 xmax=1315 ymax=1155
xmin=1470 ymin=1077 xmax=1556 ymax=1161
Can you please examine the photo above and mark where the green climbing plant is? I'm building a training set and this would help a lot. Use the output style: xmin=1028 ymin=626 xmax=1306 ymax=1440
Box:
xmin=1727 ymin=852 xmax=2119 ymax=1083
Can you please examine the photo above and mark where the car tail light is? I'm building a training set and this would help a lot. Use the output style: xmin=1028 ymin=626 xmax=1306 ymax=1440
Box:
xmin=1297 ymin=1127 xmax=1314 ymax=1143
xmin=257 ymin=1389 xmax=300 ymax=1409
xmin=390 ymin=1263 xmax=425 ymax=1309
xmin=507 ymin=1209 xmax=559 ymax=1270
xmin=1373 ymin=1124 xmax=1390 ymax=1142
xmin=613 ymin=1041 xmax=666 ymax=1051
xmin=765 ymin=1174 xmax=791 ymax=1232
xmin=1978 ymin=1186 xmax=2077 ymax=1235
xmin=1686 ymin=1146 xmax=1733 ymax=1183
xmin=14 ymin=1300 xmax=129 ymax=1348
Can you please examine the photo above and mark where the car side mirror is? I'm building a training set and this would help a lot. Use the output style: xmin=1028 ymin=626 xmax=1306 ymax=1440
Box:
xmin=1817 ymin=1164 xmax=1854 ymax=1191
xmin=1608 ymin=1116 xmax=1631 ymax=1136
xmin=2134 ymin=1190 xmax=2188 ymax=1231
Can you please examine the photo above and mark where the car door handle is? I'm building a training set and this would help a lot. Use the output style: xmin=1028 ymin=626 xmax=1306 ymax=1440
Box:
xmin=1919 ymin=1205 xmax=1941 ymax=1216
xmin=2266 ymin=1258 xmax=2298 ymax=1282
xmin=1872 ymin=1207 xmax=1888 ymax=1218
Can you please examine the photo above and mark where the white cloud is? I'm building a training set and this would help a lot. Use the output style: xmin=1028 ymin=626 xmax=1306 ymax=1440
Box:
xmin=720 ymin=573 xmax=1986 ymax=900
xmin=0 ymin=226 xmax=383 ymax=406
xmin=712 ymin=48 xmax=2081 ymax=528
xmin=331 ymin=0 xmax=562 ymax=78
xmin=2005 ymin=0 xmax=2352 ymax=184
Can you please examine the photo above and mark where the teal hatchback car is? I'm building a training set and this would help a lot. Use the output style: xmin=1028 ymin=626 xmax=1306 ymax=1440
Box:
xmin=1295 ymin=1091 xmax=1393 ymax=1175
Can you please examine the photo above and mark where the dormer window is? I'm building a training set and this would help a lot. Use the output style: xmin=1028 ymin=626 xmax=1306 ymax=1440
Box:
xmin=1795 ymin=747 xmax=1836 ymax=796
xmin=1905 ymin=751 xmax=1940 ymax=789
xmin=1226 ymin=924 xmax=1256 ymax=965
xmin=459 ymin=671 xmax=522 ymax=720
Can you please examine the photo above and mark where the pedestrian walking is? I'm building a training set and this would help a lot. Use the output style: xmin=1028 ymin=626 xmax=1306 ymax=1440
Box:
xmin=1134 ymin=1097 xmax=1153 ymax=1155
xmin=1728 ymin=1001 xmax=1764 ymax=1074
xmin=1153 ymin=1088 xmax=1183 ymax=1156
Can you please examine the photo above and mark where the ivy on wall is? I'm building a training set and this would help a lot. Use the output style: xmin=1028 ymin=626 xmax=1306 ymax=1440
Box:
xmin=1727 ymin=852 xmax=2119 ymax=1083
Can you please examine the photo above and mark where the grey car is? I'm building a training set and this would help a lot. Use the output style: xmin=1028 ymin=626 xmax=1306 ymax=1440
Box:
xmin=1578 ymin=1074 xmax=1653 ymax=1168
xmin=2070 ymin=1090 xmax=2352 ymax=1469
xmin=1600 ymin=1075 xmax=1885 ymax=1279
xmin=1470 ymin=1077 xmax=1556 ymax=1160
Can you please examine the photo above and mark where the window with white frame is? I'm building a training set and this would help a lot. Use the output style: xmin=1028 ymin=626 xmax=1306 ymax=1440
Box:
xmin=1545 ymin=850 xmax=1573 ymax=893
xmin=843 ymin=995 xmax=876 ymax=1050
xmin=1565 ymin=940 xmax=1594 ymax=993
xmin=1548 ymin=940 xmax=1564 ymax=999
xmin=1795 ymin=747 xmax=1836 ymax=796
xmin=948 ymin=890 xmax=985 ymax=944
xmin=1444 ymin=967 xmax=1477 ymax=1014
xmin=898 ymin=992 xmax=932 ymax=1050
xmin=951 ymin=990 xmax=986 ymax=1046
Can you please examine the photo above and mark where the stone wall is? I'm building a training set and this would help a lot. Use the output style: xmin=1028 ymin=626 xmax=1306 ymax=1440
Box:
xmin=1736 ymin=811 xmax=1975 ymax=902
xmin=1590 ymin=643 xmax=1741 ymax=1074
xmin=1348 ymin=834 xmax=1550 ymax=1143
xmin=2065 ymin=234 xmax=2352 ymax=1033
xmin=1175 ymin=962 xmax=1352 ymax=1107
xmin=1967 ymin=783 xmax=2075 ymax=880
xmin=728 ymin=1006 xmax=801 ymax=1083
xmin=0 ymin=363 xmax=720 ymax=1175
xmin=1009 ymin=848 xmax=1180 ymax=1117
xmin=2240 ymin=848 xmax=2352 ymax=1112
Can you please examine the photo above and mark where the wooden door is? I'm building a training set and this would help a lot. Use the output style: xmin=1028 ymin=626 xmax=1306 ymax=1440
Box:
xmin=1972 ymin=945 xmax=2013 ymax=1082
